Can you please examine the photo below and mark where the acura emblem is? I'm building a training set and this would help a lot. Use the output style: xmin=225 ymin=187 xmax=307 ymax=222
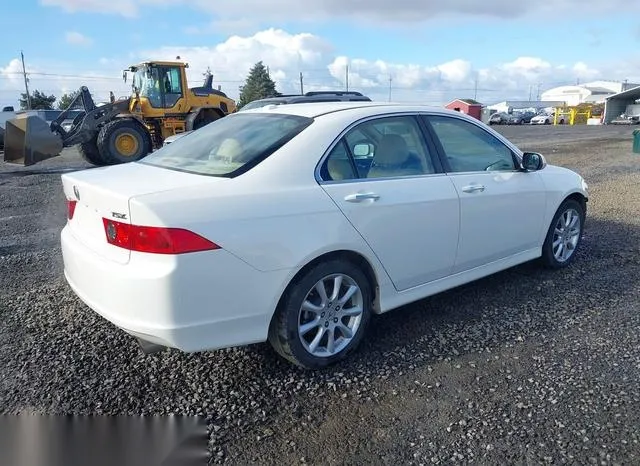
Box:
xmin=73 ymin=185 xmax=80 ymax=200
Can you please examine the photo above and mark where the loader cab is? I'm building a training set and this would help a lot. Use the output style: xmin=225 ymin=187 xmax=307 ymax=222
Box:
xmin=130 ymin=63 xmax=185 ymax=110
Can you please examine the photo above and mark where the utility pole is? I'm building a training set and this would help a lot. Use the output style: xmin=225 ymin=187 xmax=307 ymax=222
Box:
xmin=299 ymin=72 xmax=304 ymax=94
xmin=21 ymin=51 xmax=31 ymax=110
xmin=388 ymin=75 xmax=392 ymax=102
xmin=345 ymin=64 xmax=349 ymax=92
xmin=473 ymin=76 xmax=478 ymax=101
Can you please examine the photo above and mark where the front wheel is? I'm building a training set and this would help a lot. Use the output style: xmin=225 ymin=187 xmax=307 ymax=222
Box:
xmin=97 ymin=119 xmax=151 ymax=164
xmin=541 ymin=199 xmax=585 ymax=269
xmin=268 ymin=259 xmax=373 ymax=369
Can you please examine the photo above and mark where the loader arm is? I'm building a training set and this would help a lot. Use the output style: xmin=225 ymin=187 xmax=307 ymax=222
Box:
xmin=3 ymin=86 xmax=130 ymax=167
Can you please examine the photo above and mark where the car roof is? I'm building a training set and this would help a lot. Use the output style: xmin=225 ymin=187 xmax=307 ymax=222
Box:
xmin=238 ymin=101 xmax=465 ymax=119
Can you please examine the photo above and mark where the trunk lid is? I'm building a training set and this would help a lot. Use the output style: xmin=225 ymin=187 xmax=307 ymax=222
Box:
xmin=61 ymin=162 xmax=225 ymax=264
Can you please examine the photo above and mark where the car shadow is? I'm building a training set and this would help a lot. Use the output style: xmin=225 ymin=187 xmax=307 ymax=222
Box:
xmin=243 ymin=215 xmax=639 ymax=377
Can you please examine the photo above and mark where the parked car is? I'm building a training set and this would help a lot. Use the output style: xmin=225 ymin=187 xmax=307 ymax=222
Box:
xmin=530 ymin=112 xmax=566 ymax=125
xmin=60 ymin=102 xmax=589 ymax=369
xmin=507 ymin=111 xmax=536 ymax=125
xmin=488 ymin=112 xmax=509 ymax=125
xmin=610 ymin=113 xmax=640 ymax=125
xmin=162 ymin=91 xmax=372 ymax=146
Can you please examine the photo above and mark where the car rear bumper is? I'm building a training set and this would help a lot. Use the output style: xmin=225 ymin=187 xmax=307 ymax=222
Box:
xmin=61 ymin=224 xmax=289 ymax=352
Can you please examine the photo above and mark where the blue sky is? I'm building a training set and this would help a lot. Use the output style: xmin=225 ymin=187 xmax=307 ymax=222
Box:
xmin=1 ymin=0 xmax=639 ymax=108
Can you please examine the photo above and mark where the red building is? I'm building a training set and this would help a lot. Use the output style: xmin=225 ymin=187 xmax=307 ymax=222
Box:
xmin=445 ymin=98 xmax=483 ymax=121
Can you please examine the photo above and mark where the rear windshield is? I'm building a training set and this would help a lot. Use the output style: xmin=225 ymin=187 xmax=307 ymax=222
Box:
xmin=140 ymin=113 xmax=313 ymax=177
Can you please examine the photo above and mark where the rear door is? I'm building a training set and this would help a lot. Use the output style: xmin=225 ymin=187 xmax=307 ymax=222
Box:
xmin=318 ymin=114 xmax=461 ymax=292
xmin=421 ymin=113 xmax=547 ymax=273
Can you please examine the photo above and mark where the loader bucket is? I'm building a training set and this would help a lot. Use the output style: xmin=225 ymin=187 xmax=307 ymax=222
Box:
xmin=3 ymin=114 xmax=63 ymax=166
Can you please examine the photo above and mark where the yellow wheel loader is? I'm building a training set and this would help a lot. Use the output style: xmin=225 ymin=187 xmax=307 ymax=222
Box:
xmin=2 ymin=60 xmax=237 ymax=166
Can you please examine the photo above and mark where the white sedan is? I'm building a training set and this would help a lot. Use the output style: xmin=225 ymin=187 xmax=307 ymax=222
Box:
xmin=60 ymin=102 xmax=589 ymax=369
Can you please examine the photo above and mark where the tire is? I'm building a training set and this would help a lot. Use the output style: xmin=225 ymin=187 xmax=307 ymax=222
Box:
xmin=78 ymin=137 xmax=111 ymax=166
xmin=192 ymin=112 xmax=221 ymax=131
xmin=268 ymin=258 xmax=373 ymax=369
xmin=97 ymin=119 xmax=151 ymax=164
xmin=540 ymin=198 xmax=585 ymax=269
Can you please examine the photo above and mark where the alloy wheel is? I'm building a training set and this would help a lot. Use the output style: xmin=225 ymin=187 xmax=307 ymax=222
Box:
xmin=552 ymin=208 xmax=582 ymax=262
xmin=297 ymin=273 xmax=364 ymax=357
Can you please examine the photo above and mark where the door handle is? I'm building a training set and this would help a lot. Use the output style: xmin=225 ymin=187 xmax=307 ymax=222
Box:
xmin=461 ymin=184 xmax=485 ymax=193
xmin=344 ymin=192 xmax=380 ymax=202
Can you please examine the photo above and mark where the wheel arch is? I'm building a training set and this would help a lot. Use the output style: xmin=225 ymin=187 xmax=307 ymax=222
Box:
xmin=564 ymin=191 xmax=588 ymax=210
xmin=270 ymin=249 xmax=382 ymax=329
xmin=185 ymin=106 xmax=226 ymax=131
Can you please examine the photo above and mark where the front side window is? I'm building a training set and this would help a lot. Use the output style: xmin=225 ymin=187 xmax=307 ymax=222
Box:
xmin=426 ymin=115 xmax=516 ymax=173
xmin=322 ymin=115 xmax=436 ymax=181
xmin=133 ymin=65 xmax=160 ymax=107
xmin=141 ymin=113 xmax=313 ymax=177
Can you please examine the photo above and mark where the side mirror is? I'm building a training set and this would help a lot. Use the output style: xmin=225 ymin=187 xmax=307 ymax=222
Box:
xmin=522 ymin=152 xmax=546 ymax=171
xmin=353 ymin=143 xmax=372 ymax=157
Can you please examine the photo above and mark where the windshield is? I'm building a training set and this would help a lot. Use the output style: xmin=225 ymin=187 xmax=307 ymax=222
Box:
xmin=132 ymin=65 xmax=158 ymax=97
xmin=140 ymin=113 xmax=313 ymax=177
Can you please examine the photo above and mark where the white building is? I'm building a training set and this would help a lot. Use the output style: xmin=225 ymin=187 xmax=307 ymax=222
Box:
xmin=541 ymin=81 xmax=640 ymax=106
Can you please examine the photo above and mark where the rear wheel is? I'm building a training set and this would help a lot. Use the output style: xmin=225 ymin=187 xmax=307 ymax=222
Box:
xmin=268 ymin=259 xmax=373 ymax=369
xmin=97 ymin=119 xmax=151 ymax=164
xmin=192 ymin=111 xmax=221 ymax=130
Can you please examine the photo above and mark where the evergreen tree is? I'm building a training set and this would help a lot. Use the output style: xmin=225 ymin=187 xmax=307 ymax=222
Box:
xmin=19 ymin=89 xmax=56 ymax=110
xmin=237 ymin=61 xmax=279 ymax=109
xmin=57 ymin=90 xmax=81 ymax=110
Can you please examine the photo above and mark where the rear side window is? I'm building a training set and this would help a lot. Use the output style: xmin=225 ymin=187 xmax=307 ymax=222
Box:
xmin=141 ymin=113 xmax=313 ymax=177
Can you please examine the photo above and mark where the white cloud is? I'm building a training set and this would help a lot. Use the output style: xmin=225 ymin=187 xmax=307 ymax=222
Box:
xmin=65 ymin=31 xmax=93 ymax=47
xmin=139 ymin=28 xmax=334 ymax=95
xmin=0 ymin=28 xmax=635 ymax=110
xmin=0 ymin=59 xmax=28 ymax=87
xmin=40 ymin=0 xmax=176 ymax=17
xmin=40 ymin=0 xmax=640 ymax=23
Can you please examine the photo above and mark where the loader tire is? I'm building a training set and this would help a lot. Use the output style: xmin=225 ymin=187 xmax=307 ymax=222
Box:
xmin=78 ymin=137 xmax=110 ymax=166
xmin=192 ymin=112 xmax=221 ymax=130
xmin=97 ymin=119 xmax=151 ymax=165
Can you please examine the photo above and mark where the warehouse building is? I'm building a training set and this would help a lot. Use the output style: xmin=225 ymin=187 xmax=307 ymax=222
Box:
xmin=444 ymin=99 xmax=482 ymax=120
xmin=602 ymin=85 xmax=640 ymax=123
xmin=541 ymin=80 xmax=640 ymax=106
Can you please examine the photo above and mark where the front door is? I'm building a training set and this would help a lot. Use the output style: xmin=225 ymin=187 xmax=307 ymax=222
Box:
xmin=318 ymin=114 xmax=460 ymax=292
xmin=423 ymin=114 xmax=548 ymax=273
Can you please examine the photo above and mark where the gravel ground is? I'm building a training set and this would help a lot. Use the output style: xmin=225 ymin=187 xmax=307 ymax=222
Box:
xmin=1 ymin=124 xmax=639 ymax=465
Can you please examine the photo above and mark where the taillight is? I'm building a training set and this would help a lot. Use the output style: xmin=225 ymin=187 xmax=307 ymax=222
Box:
xmin=67 ymin=200 xmax=77 ymax=220
xmin=101 ymin=218 xmax=220 ymax=254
